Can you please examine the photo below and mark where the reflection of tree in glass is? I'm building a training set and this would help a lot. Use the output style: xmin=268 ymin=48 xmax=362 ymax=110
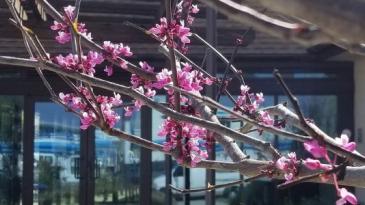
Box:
xmin=0 ymin=97 xmax=22 ymax=205
xmin=38 ymin=160 xmax=62 ymax=205
xmin=299 ymin=96 xmax=337 ymax=136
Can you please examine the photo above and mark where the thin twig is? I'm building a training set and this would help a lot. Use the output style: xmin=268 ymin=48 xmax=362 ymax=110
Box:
xmin=215 ymin=28 xmax=253 ymax=102
xmin=123 ymin=21 xmax=239 ymax=107
xmin=169 ymin=180 xmax=243 ymax=194
xmin=192 ymin=33 xmax=245 ymax=85
xmin=277 ymin=160 xmax=349 ymax=189
xmin=6 ymin=3 xmax=57 ymax=98
xmin=273 ymin=69 xmax=307 ymax=127
xmin=169 ymin=85 xmax=311 ymax=142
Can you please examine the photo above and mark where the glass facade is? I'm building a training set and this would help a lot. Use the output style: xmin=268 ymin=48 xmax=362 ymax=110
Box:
xmin=0 ymin=60 xmax=354 ymax=205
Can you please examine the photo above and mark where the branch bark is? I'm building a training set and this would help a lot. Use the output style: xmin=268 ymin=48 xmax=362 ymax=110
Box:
xmin=265 ymin=104 xmax=365 ymax=165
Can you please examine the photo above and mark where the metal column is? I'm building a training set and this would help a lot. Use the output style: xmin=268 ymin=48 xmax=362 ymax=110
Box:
xmin=205 ymin=7 xmax=218 ymax=205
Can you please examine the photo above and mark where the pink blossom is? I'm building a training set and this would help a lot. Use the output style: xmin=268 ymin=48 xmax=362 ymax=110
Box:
xmin=102 ymin=41 xmax=133 ymax=60
xmin=303 ymin=140 xmax=327 ymax=158
xmin=335 ymin=134 xmax=357 ymax=152
xmin=104 ymin=65 xmax=113 ymax=76
xmin=258 ymin=111 xmax=274 ymax=126
xmin=119 ymin=60 xmax=128 ymax=69
xmin=54 ymin=51 xmax=104 ymax=76
xmin=51 ymin=21 xmax=67 ymax=31
xmin=124 ymin=106 xmax=134 ymax=117
xmin=110 ymin=93 xmax=123 ymax=106
xmin=59 ymin=92 xmax=86 ymax=110
xmin=130 ymin=62 xmax=155 ymax=89
xmin=55 ymin=31 xmax=71 ymax=44
xmin=149 ymin=17 xmax=168 ymax=40
xmin=158 ymin=117 xmax=209 ymax=166
xmin=234 ymin=85 xmax=269 ymax=121
xmin=134 ymin=100 xmax=143 ymax=110
xmin=59 ymin=92 xmax=72 ymax=103
xmin=275 ymin=152 xmax=298 ymax=181
xmin=336 ymin=188 xmax=358 ymax=205
xmin=64 ymin=5 xmax=75 ymax=19
xmin=50 ymin=6 xmax=92 ymax=44
xmin=154 ymin=68 xmax=172 ymax=89
xmin=80 ymin=111 xmax=96 ymax=130
xmin=86 ymin=51 xmax=104 ymax=65
xmin=191 ymin=4 xmax=199 ymax=14
xmin=202 ymin=77 xmax=214 ymax=85
xmin=303 ymin=158 xmax=322 ymax=170
xmin=240 ymin=85 xmax=250 ymax=94
xmin=101 ymin=103 xmax=120 ymax=128
xmin=78 ymin=86 xmax=92 ymax=99
xmin=255 ymin=93 xmax=264 ymax=104
xmin=82 ymin=51 xmax=104 ymax=75
xmin=139 ymin=61 xmax=154 ymax=73
xmin=149 ymin=17 xmax=192 ymax=51
xmin=60 ymin=87 xmax=124 ymax=129
xmin=145 ymin=89 xmax=156 ymax=98
xmin=176 ymin=25 xmax=191 ymax=44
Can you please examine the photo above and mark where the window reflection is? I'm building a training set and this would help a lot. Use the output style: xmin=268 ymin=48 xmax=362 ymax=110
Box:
xmin=215 ymin=95 xmax=274 ymax=205
xmin=0 ymin=96 xmax=23 ymax=205
xmin=34 ymin=102 xmax=80 ymax=205
xmin=152 ymin=95 xmax=167 ymax=205
xmin=94 ymin=108 xmax=140 ymax=205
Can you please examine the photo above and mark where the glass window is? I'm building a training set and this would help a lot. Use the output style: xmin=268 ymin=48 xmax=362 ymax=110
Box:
xmin=94 ymin=108 xmax=141 ymax=205
xmin=0 ymin=96 xmax=23 ymax=205
xmin=238 ymin=95 xmax=338 ymax=205
xmin=34 ymin=102 xmax=80 ymax=205
xmin=152 ymin=95 xmax=167 ymax=205
xmin=216 ymin=95 xmax=274 ymax=205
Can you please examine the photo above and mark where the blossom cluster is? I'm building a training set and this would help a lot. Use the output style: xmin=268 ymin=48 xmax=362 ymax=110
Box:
xmin=158 ymin=117 xmax=209 ymax=167
xmin=154 ymin=63 xmax=213 ymax=166
xmin=149 ymin=1 xmax=199 ymax=52
xmin=54 ymin=51 xmax=104 ymax=76
xmin=275 ymin=152 xmax=299 ymax=181
xmin=174 ymin=0 xmax=200 ymax=25
xmin=275 ymin=134 xmax=358 ymax=205
xmin=50 ymin=6 xmax=92 ymax=44
xmin=59 ymin=88 xmax=123 ymax=130
xmin=102 ymin=41 xmax=133 ymax=76
xmin=127 ymin=61 xmax=212 ymax=117
xmin=234 ymin=85 xmax=274 ymax=127
xmin=303 ymin=134 xmax=358 ymax=205
xmin=149 ymin=17 xmax=192 ymax=53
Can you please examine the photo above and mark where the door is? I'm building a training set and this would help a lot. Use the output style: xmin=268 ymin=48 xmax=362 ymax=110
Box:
xmin=94 ymin=109 xmax=141 ymax=205
xmin=33 ymin=102 xmax=80 ymax=205
xmin=31 ymin=100 xmax=143 ymax=205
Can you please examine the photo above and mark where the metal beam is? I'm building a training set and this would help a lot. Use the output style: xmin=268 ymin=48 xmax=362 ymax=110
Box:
xmin=22 ymin=96 xmax=34 ymax=205
xmin=140 ymin=106 xmax=152 ymax=205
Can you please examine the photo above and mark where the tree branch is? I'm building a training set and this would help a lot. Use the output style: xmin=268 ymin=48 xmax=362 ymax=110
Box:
xmin=0 ymin=56 xmax=280 ymax=160
xmin=265 ymin=104 xmax=365 ymax=165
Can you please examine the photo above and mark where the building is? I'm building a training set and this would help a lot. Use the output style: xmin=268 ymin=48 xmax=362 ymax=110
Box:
xmin=0 ymin=0 xmax=363 ymax=205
